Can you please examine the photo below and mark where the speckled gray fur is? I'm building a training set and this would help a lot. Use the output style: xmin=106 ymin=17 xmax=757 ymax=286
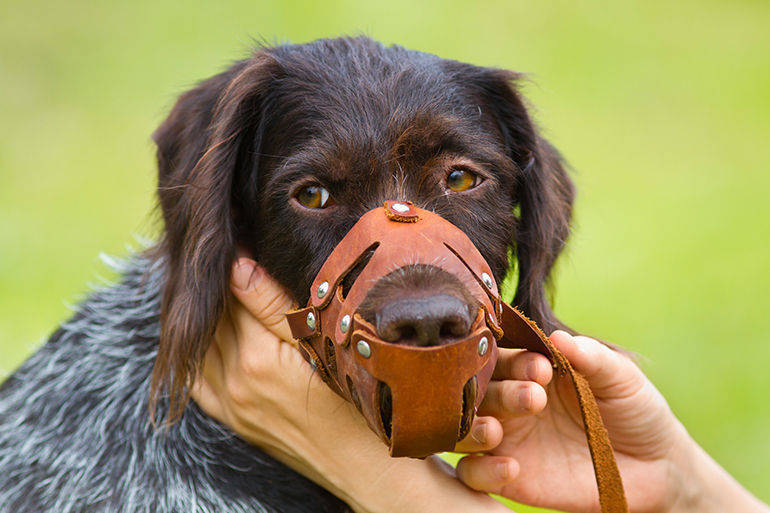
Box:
xmin=0 ymin=253 xmax=348 ymax=513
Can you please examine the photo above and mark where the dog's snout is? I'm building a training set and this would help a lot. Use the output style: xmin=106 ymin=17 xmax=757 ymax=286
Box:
xmin=376 ymin=294 xmax=472 ymax=346
xmin=357 ymin=264 xmax=479 ymax=347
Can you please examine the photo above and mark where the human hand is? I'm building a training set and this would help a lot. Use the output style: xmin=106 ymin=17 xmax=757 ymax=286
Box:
xmin=456 ymin=331 xmax=770 ymax=513
xmin=190 ymin=257 xmax=536 ymax=513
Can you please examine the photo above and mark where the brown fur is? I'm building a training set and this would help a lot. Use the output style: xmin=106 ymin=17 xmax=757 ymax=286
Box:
xmin=149 ymin=37 xmax=574 ymax=421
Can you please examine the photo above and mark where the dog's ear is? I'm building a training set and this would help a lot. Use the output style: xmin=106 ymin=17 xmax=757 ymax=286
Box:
xmin=150 ymin=53 xmax=280 ymax=421
xmin=473 ymin=69 xmax=576 ymax=333
xmin=513 ymin=135 xmax=575 ymax=334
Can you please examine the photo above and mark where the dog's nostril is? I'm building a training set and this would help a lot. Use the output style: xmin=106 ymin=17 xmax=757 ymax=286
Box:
xmin=439 ymin=316 xmax=468 ymax=338
xmin=376 ymin=294 xmax=473 ymax=347
xmin=394 ymin=324 xmax=417 ymax=341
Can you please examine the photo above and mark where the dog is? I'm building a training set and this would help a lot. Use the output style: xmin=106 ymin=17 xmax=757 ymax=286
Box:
xmin=0 ymin=36 xmax=574 ymax=512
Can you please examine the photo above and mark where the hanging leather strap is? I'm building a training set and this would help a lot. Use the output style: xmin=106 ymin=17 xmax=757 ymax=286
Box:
xmin=499 ymin=303 xmax=629 ymax=513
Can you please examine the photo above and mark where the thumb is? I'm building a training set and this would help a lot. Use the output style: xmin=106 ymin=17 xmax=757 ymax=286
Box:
xmin=230 ymin=258 xmax=296 ymax=342
xmin=549 ymin=330 xmax=645 ymax=398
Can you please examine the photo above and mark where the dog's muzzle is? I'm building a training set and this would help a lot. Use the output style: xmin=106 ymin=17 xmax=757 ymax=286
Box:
xmin=287 ymin=201 xmax=630 ymax=513
xmin=287 ymin=201 xmax=500 ymax=457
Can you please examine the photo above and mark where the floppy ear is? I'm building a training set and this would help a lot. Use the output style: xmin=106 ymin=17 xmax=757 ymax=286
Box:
xmin=476 ymin=69 xmax=576 ymax=334
xmin=513 ymin=136 xmax=575 ymax=333
xmin=150 ymin=53 xmax=280 ymax=421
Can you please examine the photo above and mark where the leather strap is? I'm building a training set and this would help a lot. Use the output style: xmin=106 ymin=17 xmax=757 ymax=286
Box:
xmin=499 ymin=304 xmax=629 ymax=513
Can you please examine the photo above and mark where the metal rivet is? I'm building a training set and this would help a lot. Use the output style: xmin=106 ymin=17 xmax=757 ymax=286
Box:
xmin=356 ymin=340 xmax=371 ymax=358
xmin=306 ymin=311 xmax=316 ymax=331
xmin=481 ymin=272 xmax=494 ymax=289
xmin=391 ymin=202 xmax=410 ymax=213
xmin=340 ymin=314 xmax=351 ymax=333
xmin=478 ymin=336 xmax=489 ymax=356
xmin=317 ymin=281 xmax=329 ymax=299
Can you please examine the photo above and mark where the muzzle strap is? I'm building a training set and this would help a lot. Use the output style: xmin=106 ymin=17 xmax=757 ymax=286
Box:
xmin=499 ymin=304 xmax=629 ymax=513
xmin=352 ymin=322 xmax=495 ymax=457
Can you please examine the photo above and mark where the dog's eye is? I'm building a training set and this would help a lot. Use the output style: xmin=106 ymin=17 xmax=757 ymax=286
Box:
xmin=446 ymin=168 xmax=479 ymax=192
xmin=296 ymin=185 xmax=331 ymax=209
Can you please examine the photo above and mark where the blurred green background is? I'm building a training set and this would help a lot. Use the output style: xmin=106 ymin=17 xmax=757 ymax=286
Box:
xmin=1 ymin=0 xmax=768 ymax=510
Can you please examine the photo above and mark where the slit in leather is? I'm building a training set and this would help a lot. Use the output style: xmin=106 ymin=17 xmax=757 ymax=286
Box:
xmin=340 ymin=242 xmax=380 ymax=298
xmin=457 ymin=376 xmax=478 ymax=442
xmin=346 ymin=375 xmax=362 ymax=413
xmin=377 ymin=381 xmax=393 ymax=442
xmin=324 ymin=337 xmax=337 ymax=376
xmin=442 ymin=242 xmax=492 ymax=296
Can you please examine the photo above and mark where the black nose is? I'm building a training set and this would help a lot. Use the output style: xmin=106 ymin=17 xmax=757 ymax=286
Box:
xmin=375 ymin=294 xmax=473 ymax=347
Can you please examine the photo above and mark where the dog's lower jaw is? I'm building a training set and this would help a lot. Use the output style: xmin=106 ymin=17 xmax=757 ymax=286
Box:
xmin=0 ymin=253 xmax=350 ymax=513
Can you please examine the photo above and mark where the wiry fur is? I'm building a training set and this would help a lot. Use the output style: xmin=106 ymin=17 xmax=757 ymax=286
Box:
xmin=0 ymin=255 xmax=348 ymax=512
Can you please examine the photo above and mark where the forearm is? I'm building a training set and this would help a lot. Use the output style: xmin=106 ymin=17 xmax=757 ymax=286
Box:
xmin=669 ymin=431 xmax=768 ymax=513
xmin=250 ymin=413 xmax=507 ymax=513
xmin=268 ymin=436 xmax=507 ymax=513
xmin=265 ymin=444 xmax=505 ymax=513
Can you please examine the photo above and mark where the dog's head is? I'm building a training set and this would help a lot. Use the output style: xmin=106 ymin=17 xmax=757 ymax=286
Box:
xmin=150 ymin=37 xmax=574 ymax=419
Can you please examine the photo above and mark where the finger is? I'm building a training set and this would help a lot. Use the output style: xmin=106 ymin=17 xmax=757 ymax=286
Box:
xmin=200 ymin=327 xmax=227 ymax=390
xmin=454 ymin=416 xmax=503 ymax=453
xmin=456 ymin=455 xmax=519 ymax=493
xmin=214 ymin=290 xmax=287 ymax=378
xmin=477 ymin=380 xmax=547 ymax=418
xmin=231 ymin=258 xmax=295 ymax=342
xmin=189 ymin=371 xmax=228 ymax=424
xmin=549 ymin=330 xmax=643 ymax=395
xmin=492 ymin=348 xmax=553 ymax=387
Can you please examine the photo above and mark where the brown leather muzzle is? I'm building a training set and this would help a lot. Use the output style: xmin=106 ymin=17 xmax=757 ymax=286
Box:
xmin=287 ymin=201 xmax=501 ymax=457
xmin=287 ymin=200 xmax=630 ymax=513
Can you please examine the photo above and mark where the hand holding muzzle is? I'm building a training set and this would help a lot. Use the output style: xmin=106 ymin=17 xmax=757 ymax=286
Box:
xmin=287 ymin=201 xmax=630 ymax=513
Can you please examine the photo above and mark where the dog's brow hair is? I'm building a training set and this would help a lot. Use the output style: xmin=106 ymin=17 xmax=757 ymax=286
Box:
xmin=392 ymin=161 xmax=408 ymax=200
xmin=252 ymin=151 xmax=292 ymax=160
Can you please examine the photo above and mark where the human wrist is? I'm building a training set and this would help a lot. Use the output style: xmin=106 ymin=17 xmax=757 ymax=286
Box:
xmin=249 ymin=411 xmax=460 ymax=513
xmin=239 ymin=401 xmax=507 ymax=513
xmin=659 ymin=426 xmax=707 ymax=513
xmin=664 ymin=426 xmax=768 ymax=513
xmin=342 ymin=455 xmax=509 ymax=513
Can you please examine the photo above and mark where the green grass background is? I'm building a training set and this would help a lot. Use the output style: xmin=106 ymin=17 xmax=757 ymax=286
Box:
xmin=1 ymin=0 xmax=768 ymax=510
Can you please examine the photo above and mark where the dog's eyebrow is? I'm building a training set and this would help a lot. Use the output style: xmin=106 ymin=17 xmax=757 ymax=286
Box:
xmin=265 ymin=145 xmax=344 ymax=192
xmin=271 ymin=144 xmax=332 ymax=177
xmin=390 ymin=116 xmax=502 ymax=166
xmin=266 ymin=118 xmax=509 ymax=193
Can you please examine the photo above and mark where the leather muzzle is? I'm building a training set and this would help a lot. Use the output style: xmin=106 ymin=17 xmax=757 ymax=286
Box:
xmin=287 ymin=200 xmax=630 ymax=513
xmin=287 ymin=201 xmax=500 ymax=457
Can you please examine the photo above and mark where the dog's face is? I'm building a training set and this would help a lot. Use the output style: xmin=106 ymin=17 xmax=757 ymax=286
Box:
xmin=150 ymin=37 xmax=574 ymax=417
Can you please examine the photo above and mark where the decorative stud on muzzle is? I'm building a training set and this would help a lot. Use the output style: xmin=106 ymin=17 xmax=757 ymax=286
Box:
xmin=287 ymin=200 xmax=630 ymax=513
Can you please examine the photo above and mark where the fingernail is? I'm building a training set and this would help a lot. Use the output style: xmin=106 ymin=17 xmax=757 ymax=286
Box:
xmin=526 ymin=360 xmax=540 ymax=381
xmin=496 ymin=462 xmax=512 ymax=480
xmin=471 ymin=422 xmax=487 ymax=445
xmin=233 ymin=259 xmax=260 ymax=291
xmin=518 ymin=386 xmax=532 ymax=411
xmin=574 ymin=337 xmax=594 ymax=356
